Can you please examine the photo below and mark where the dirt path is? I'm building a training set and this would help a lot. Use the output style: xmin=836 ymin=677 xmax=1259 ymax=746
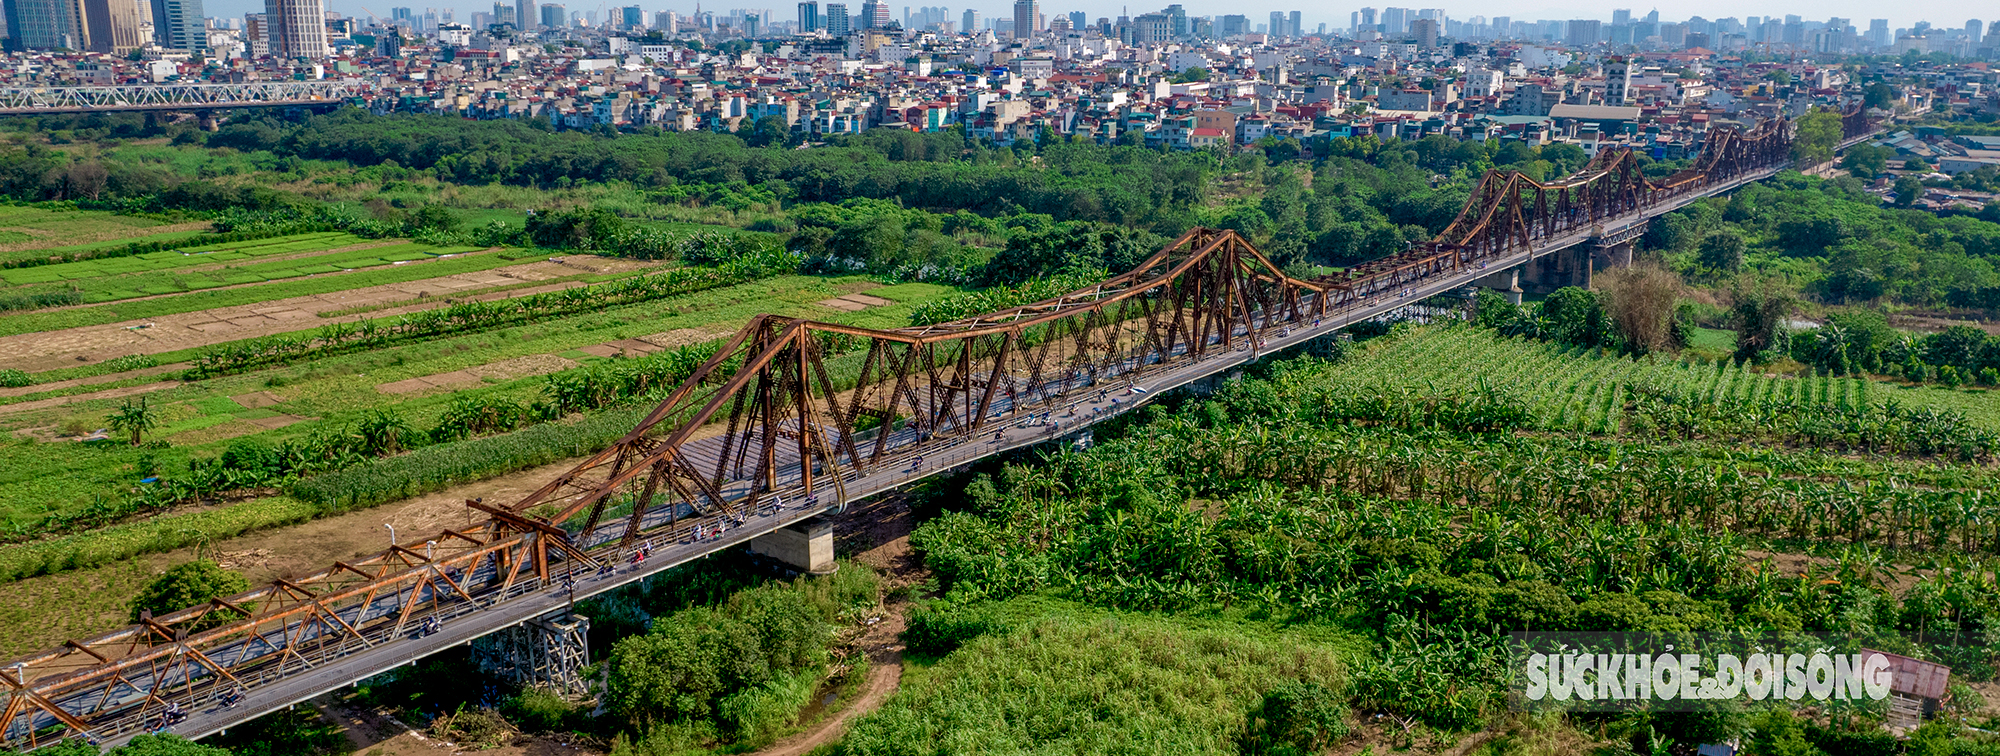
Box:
xmin=761 ymin=652 xmax=902 ymax=756
xmin=0 ymin=362 xmax=187 ymax=399
xmin=0 ymin=255 xmax=666 ymax=374
xmin=754 ymin=494 xmax=924 ymax=756
xmin=0 ymin=380 xmax=179 ymax=415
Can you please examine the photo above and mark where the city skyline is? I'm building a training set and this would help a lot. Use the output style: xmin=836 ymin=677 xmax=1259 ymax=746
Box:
xmin=193 ymin=0 xmax=1984 ymax=33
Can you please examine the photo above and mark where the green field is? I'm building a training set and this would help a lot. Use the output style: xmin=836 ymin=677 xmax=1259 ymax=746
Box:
xmin=0 ymin=232 xmax=492 ymax=303
xmin=1335 ymin=325 xmax=1999 ymax=433
xmin=0 ymin=274 xmax=962 ymax=528
xmin=0 ymin=206 xmax=171 ymax=263
xmin=0 ymin=245 xmax=531 ymax=338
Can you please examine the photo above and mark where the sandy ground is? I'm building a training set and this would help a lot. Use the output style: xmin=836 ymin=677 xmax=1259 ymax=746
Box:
xmin=0 ymin=254 xmax=666 ymax=373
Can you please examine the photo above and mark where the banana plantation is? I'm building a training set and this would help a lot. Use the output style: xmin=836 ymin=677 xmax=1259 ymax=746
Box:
xmin=902 ymin=322 xmax=2000 ymax=752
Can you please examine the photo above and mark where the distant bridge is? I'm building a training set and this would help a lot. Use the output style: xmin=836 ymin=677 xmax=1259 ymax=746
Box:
xmin=0 ymin=106 xmax=1880 ymax=751
xmin=0 ymin=82 xmax=354 ymax=116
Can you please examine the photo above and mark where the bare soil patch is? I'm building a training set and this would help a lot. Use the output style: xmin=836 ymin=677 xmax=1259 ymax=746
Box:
xmin=0 ymin=256 xmax=667 ymax=373
xmin=0 ymin=380 xmax=178 ymax=416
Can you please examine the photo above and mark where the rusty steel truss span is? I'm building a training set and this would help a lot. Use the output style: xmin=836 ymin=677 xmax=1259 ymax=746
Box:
xmin=505 ymin=227 xmax=1327 ymax=534
xmin=0 ymin=108 xmax=1879 ymax=751
xmin=0 ymin=82 xmax=354 ymax=115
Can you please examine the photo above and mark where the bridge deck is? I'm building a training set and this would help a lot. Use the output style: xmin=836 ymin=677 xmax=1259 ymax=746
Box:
xmin=7 ymin=114 xmax=1891 ymax=750
xmin=93 ymin=157 xmax=1809 ymax=748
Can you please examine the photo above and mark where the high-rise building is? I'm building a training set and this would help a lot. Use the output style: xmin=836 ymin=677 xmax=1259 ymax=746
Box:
xmin=493 ymin=2 xmax=514 ymax=25
xmin=857 ymin=0 xmax=886 ymax=28
xmin=1491 ymin=16 xmax=1508 ymax=37
xmin=1132 ymin=11 xmax=1168 ymax=42
xmin=1268 ymin=11 xmax=1285 ymax=37
xmin=1969 ymin=19 xmax=1984 ymax=46
xmin=620 ymin=5 xmax=640 ymax=27
xmin=84 ymin=0 xmax=146 ymax=53
xmin=538 ymin=3 xmax=564 ymax=29
xmin=149 ymin=0 xmax=205 ymax=50
xmin=654 ymin=10 xmax=675 ymax=30
xmin=267 ymin=0 xmax=328 ymax=57
xmin=798 ymin=0 xmax=819 ymax=31
xmin=1068 ymin=10 xmax=1084 ymax=32
xmin=1165 ymin=3 xmax=1185 ymax=36
xmin=1381 ymin=7 xmax=1406 ymax=34
xmin=6 ymin=0 xmax=88 ymax=50
xmin=516 ymin=0 xmax=535 ymax=29
xmin=1410 ymin=17 xmax=1436 ymax=47
xmin=1355 ymin=6 xmax=1376 ymax=32
xmin=1220 ymin=14 xmax=1246 ymax=35
xmin=1611 ymin=8 xmax=1630 ymax=26
xmin=825 ymin=3 xmax=848 ymax=34
xmin=1289 ymin=10 xmax=1301 ymax=37
xmin=1566 ymin=18 xmax=1599 ymax=47
xmin=961 ymin=7 xmax=978 ymax=32
xmin=244 ymin=11 xmax=269 ymax=54
xmin=1604 ymin=55 xmax=1632 ymax=103
xmin=1011 ymin=0 xmax=1036 ymax=38
xmin=743 ymin=13 xmax=759 ymax=36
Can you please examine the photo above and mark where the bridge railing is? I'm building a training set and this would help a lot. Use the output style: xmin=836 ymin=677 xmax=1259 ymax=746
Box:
xmin=0 ymin=108 xmax=1883 ymax=751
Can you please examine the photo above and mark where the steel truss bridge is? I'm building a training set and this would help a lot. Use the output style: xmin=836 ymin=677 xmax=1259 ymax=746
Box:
xmin=0 ymin=82 xmax=355 ymax=116
xmin=0 ymin=107 xmax=1879 ymax=750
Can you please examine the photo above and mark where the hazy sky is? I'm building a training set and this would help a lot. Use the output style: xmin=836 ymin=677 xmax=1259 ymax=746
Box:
xmin=220 ymin=0 xmax=1981 ymax=37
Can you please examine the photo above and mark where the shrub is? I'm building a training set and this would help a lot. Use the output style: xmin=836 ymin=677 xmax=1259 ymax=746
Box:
xmin=129 ymin=560 xmax=249 ymax=624
xmin=606 ymin=607 xmax=770 ymax=726
xmin=290 ymin=405 xmax=654 ymax=512
xmin=1241 ymin=681 xmax=1352 ymax=755
xmin=500 ymin=687 xmax=582 ymax=733
xmin=0 ymin=368 xmax=29 ymax=388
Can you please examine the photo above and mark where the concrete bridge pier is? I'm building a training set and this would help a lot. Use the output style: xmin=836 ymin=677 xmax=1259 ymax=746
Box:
xmin=196 ymin=110 xmax=220 ymax=131
xmin=1471 ymin=266 xmax=1525 ymax=304
xmin=1593 ymin=240 xmax=1636 ymax=271
xmin=471 ymin=612 xmax=591 ymax=698
xmin=1520 ymin=246 xmax=1591 ymax=293
xmin=748 ymin=516 xmax=837 ymax=575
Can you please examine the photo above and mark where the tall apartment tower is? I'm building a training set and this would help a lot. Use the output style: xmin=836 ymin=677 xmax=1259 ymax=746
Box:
xmin=1289 ymin=11 xmax=1301 ymax=37
xmin=1604 ymin=56 xmax=1632 ymax=104
xmin=1357 ymin=7 xmax=1376 ymax=32
xmin=6 ymin=0 xmax=89 ymax=50
xmin=1011 ymin=0 xmax=1036 ymax=38
xmin=515 ymin=0 xmax=535 ymax=29
xmin=1410 ymin=17 xmax=1436 ymax=47
xmin=149 ymin=0 xmax=205 ymax=50
xmin=538 ymin=3 xmax=563 ymax=28
xmin=961 ymin=8 xmax=978 ymax=33
xmin=1566 ymin=18 xmax=1599 ymax=47
xmin=266 ymin=0 xmax=328 ymax=57
xmin=84 ymin=0 xmax=147 ymax=53
xmin=244 ymin=11 xmax=269 ymax=54
xmin=824 ymin=3 xmax=848 ymax=34
xmin=797 ymin=1 xmax=819 ymax=31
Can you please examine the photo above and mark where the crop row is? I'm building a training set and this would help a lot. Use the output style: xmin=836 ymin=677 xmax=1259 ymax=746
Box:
xmin=185 ymin=243 xmax=800 ymax=378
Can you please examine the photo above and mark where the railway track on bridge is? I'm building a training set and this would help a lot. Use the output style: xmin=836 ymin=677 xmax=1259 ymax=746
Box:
xmin=0 ymin=107 xmax=1880 ymax=751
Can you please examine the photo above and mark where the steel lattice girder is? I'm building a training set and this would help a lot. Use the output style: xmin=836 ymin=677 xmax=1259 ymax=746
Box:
xmin=0 ymin=82 xmax=354 ymax=114
xmin=0 ymin=108 xmax=1884 ymax=750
